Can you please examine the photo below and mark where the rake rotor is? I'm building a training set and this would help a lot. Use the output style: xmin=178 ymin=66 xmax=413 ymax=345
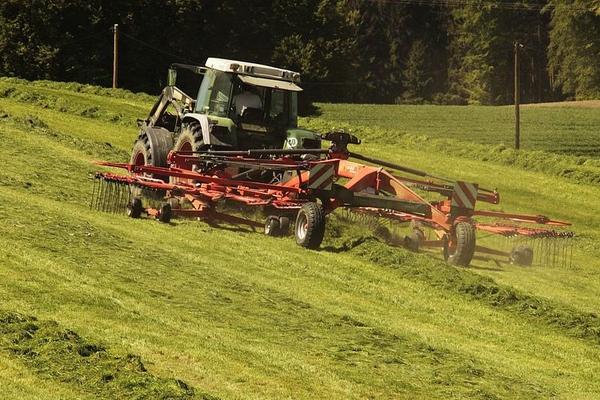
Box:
xmin=91 ymin=131 xmax=575 ymax=268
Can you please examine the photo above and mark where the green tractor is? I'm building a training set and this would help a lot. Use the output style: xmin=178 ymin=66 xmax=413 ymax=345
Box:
xmin=131 ymin=58 xmax=322 ymax=173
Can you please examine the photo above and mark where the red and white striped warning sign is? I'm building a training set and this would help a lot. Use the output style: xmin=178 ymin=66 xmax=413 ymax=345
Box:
xmin=451 ymin=181 xmax=478 ymax=210
xmin=308 ymin=163 xmax=334 ymax=191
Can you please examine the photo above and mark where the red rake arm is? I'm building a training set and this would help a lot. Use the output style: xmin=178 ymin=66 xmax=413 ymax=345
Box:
xmin=473 ymin=209 xmax=571 ymax=227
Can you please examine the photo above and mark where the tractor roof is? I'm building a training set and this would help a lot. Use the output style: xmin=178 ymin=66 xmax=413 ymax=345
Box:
xmin=205 ymin=58 xmax=301 ymax=83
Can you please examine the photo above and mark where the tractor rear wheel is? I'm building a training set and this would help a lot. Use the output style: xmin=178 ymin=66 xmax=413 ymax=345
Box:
xmin=444 ymin=222 xmax=476 ymax=267
xmin=130 ymin=127 xmax=173 ymax=200
xmin=295 ymin=203 xmax=326 ymax=249
xmin=130 ymin=127 xmax=173 ymax=180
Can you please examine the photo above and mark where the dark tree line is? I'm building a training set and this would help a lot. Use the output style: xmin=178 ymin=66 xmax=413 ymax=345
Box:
xmin=1 ymin=0 xmax=599 ymax=104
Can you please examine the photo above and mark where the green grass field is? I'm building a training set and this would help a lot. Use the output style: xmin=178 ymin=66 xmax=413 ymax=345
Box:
xmin=1 ymin=77 xmax=600 ymax=399
xmin=313 ymin=102 xmax=600 ymax=157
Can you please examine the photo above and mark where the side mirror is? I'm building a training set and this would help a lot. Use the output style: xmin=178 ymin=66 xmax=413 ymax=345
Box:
xmin=167 ymin=68 xmax=177 ymax=86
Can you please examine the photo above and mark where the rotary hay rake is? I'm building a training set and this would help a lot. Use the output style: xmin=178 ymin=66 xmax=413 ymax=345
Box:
xmin=91 ymin=131 xmax=574 ymax=267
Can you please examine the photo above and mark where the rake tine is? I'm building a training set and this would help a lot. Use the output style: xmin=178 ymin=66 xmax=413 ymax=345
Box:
xmin=113 ymin=182 xmax=119 ymax=214
xmin=92 ymin=177 xmax=100 ymax=211
xmin=569 ymin=238 xmax=573 ymax=268
xmin=541 ymin=238 xmax=546 ymax=266
xmin=97 ymin=177 xmax=105 ymax=211
xmin=90 ymin=176 xmax=97 ymax=210
xmin=118 ymin=182 xmax=125 ymax=214
xmin=126 ymin=184 xmax=132 ymax=213
xmin=100 ymin=178 xmax=107 ymax=211
xmin=115 ymin=182 xmax=122 ymax=214
xmin=114 ymin=182 xmax=120 ymax=213
xmin=121 ymin=183 xmax=126 ymax=212
xmin=107 ymin=181 xmax=113 ymax=213
xmin=117 ymin=182 xmax=124 ymax=213
xmin=104 ymin=179 xmax=112 ymax=213
xmin=112 ymin=181 xmax=118 ymax=214
xmin=105 ymin=180 xmax=112 ymax=213
xmin=123 ymin=183 xmax=129 ymax=213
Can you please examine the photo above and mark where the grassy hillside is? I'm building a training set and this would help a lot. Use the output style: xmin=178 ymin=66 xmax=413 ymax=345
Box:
xmin=315 ymin=102 xmax=600 ymax=158
xmin=1 ymin=78 xmax=600 ymax=399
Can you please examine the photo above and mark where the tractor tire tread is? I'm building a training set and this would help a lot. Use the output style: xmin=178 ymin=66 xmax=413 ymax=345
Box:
xmin=174 ymin=122 xmax=206 ymax=152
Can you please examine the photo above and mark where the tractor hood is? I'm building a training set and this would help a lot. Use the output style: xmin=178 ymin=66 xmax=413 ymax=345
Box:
xmin=238 ymin=75 xmax=303 ymax=92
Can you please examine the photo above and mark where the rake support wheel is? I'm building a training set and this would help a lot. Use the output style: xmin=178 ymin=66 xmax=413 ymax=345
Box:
xmin=158 ymin=203 xmax=172 ymax=223
xmin=265 ymin=216 xmax=291 ymax=237
xmin=295 ymin=203 xmax=326 ymax=249
xmin=445 ymin=221 xmax=476 ymax=267
xmin=127 ymin=198 xmax=143 ymax=219
xmin=265 ymin=216 xmax=281 ymax=237
xmin=510 ymin=245 xmax=533 ymax=266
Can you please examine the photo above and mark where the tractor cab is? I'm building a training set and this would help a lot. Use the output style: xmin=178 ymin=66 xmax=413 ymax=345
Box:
xmin=132 ymin=58 xmax=322 ymax=179
xmin=191 ymin=58 xmax=308 ymax=150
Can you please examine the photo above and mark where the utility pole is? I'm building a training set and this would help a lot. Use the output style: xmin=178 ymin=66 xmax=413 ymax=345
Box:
xmin=514 ymin=42 xmax=523 ymax=150
xmin=112 ymin=24 xmax=119 ymax=89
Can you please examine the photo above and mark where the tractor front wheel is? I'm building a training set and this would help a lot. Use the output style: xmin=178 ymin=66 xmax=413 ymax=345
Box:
xmin=172 ymin=122 xmax=207 ymax=185
xmin=444 ymin=222 xmax=476 ymax=267
xmin=295 ymin=203 xmax=326 ymax=249
xmin=173 ymin=122 xmax=207 ymax=154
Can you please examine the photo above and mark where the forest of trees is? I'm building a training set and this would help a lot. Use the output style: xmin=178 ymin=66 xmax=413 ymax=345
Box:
xmin=0 ymin=0 xmax=599 ymax=105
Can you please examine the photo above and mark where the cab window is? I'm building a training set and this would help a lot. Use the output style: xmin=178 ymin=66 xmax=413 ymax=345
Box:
xmin=269 ymin=89 xmax=285 ymax=119
xmin=196 ymin=70 xmax=233 ymax=117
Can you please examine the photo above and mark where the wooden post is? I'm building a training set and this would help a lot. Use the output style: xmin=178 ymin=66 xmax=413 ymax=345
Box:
xmin=112 ymin=24 xmax=119 ymax=89
xmin=514 ymin=41 xmax=522 ymax=150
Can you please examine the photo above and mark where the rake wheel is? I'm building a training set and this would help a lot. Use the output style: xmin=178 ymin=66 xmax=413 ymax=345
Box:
xmin=510 ymin=245 xmax=533 ymax=266
xmin=127 ymin=198 xmax=143 ymax=219
xmin=158 ymin=203 xmax=172 ymax=223
xmin=404 ymin=229 xmax=424 ymax=252
xmin=265 ymin=216 xmax=281 ymax=236
xmin=265 ymin=216 xmax=291 ymax=237
xmin=445 ymin=221 xmax=476 ymax=267
xmin=279 ymin=216 xmax=290 ymax=235
xmin=295 ymin=203 xmax=326 ymax=249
